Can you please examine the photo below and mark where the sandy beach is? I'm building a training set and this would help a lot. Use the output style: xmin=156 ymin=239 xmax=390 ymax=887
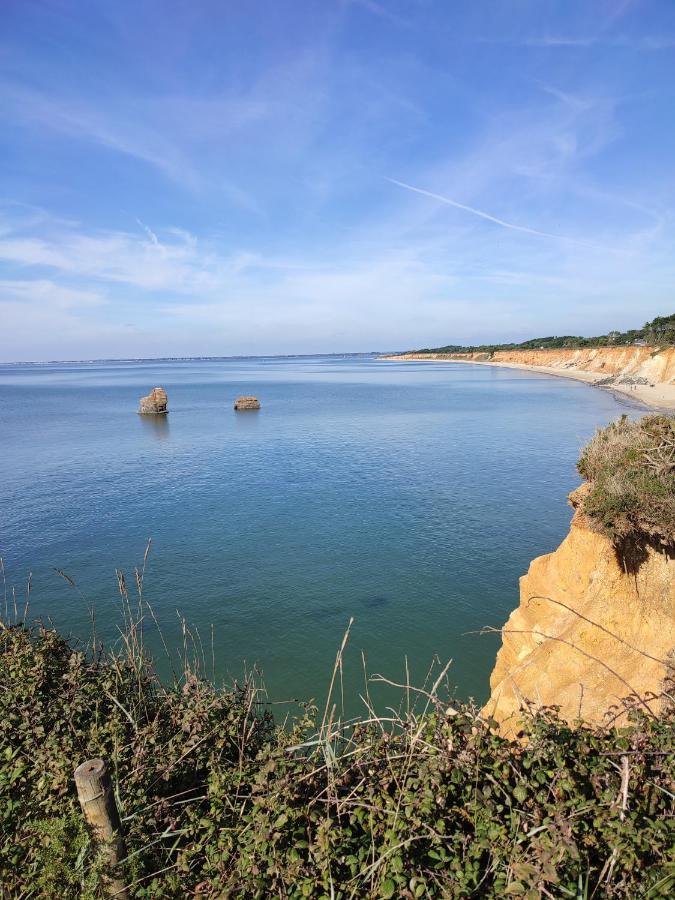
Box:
xmin=379 ymin=355 xmax=675 ymax=412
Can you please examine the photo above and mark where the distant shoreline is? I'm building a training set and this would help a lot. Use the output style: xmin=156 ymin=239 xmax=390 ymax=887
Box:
xmin=379 ymin=352 xmax=675 ymax=412
xmin=0 ymin=352 xmax=381 ymax=367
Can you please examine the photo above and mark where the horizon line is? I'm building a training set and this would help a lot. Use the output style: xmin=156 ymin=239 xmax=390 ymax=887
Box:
xmin=0 ymin=351 xmax=394 ymax=366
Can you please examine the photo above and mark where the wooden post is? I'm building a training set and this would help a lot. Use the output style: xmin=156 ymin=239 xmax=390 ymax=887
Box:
xmin=74 ymin=758 xmax=128 ymax=898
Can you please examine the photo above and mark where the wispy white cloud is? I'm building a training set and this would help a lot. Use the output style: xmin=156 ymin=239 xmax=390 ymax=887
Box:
xmin=0 ymin=279 xmax=113 ymax=362
xmin=0 ymin=279 xmax=105 ymax=309
xmin=608 ymin=0 xmax=639 ymax=21
xmin=0 ymin=218 xmax=220 ymax=291
xmin=482 ymin=34 xmax=675 ymax=50
xmin=0 ymin=207 xmax=329 ymax=298
xmin=0 ymin=83 xmax=270 ymax=211
xmin=0 ymin=84 xmax=190 ymax=181
xmin=342 ymin=0 xmax=409 ymax=27
xmin=527 ymin=36 xmax=595 ymax=47
xmin=535 ymin=82 xmax=595 ymax=112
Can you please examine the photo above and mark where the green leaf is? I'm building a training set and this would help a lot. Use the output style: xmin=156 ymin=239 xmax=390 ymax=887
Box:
xmin=513 ymin=785 xmax=528 ymax=803
xmin=381 ymin=879 xmax=397 ymax=898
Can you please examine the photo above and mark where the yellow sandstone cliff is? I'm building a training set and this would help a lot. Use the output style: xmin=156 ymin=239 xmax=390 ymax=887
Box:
xmin=387 ymin=345 xmax=675 ymax=381
xmin=483 ymin=485 xmax=674 ymax=738
xmin=479 ymin=345 xmax=674 ymax=382
xmin=382 ymin=345 xmax=675 ymax=410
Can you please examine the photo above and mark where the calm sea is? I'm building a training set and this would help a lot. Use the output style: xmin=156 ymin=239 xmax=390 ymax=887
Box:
xmin=0 ymin=356 xmax=639 ymax=711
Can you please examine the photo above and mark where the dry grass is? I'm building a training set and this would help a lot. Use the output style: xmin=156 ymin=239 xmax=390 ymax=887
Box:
xmin=577 ymin=414 xmax=675 ymax=545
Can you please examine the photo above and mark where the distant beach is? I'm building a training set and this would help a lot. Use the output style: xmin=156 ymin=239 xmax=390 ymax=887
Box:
xmin=380 ymin=354 xmax=675 ymax=412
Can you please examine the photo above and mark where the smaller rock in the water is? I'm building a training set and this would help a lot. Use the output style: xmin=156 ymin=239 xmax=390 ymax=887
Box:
xmin=234 ymin=396 xmax=261 ymax=411
xmin=139 ymin=387 xmax=168 ymax=415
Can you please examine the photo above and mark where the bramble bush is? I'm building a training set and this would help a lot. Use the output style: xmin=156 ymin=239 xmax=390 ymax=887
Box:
xmin=1 ymin=619 xmax=673 ymax=898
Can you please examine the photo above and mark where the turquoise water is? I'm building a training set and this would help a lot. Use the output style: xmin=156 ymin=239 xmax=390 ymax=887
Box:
xmin=0 ymin=357 xmax=639 ymax=710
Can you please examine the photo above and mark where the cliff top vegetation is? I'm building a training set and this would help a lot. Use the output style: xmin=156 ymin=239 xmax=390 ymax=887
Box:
xmin=410 ymin=312 xmax=675 ymax=355
xmin=577 ymin=413 xmax=675 ymax=546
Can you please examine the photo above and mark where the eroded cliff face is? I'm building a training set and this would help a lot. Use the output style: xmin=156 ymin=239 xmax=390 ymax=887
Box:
xmin=489 ymin=346 xmax=675 ymax=383
xmin=483 ymin=487 xmax=674 ymax=738
xmin=387 ymin=345 xmax=675 ymax=385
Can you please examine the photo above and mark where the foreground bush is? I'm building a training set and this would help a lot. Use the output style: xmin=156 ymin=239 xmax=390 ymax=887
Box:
xmin=577 ymin=414 xmax=675 ymax=544
xmin=1 ymin=622 xmax=673 ymax=898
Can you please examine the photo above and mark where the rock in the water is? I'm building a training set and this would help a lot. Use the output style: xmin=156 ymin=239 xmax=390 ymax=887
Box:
xmin=139 ymin=387 xmax=168 ymax=415
xmin=234 ymin=396 xmax=260 ymax=411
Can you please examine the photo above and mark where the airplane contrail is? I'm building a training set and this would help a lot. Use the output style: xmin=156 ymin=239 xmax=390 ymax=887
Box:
xmin=387 ymin=177 xmax=610 ymax=250
xmin=136 ymin=217 xmax=160 ymax=247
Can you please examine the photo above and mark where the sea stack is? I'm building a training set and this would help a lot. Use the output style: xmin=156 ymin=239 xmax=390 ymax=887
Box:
xmin=234 ymin=396 xmax=261 ymax=411
xmin=139 ymin=387 xmax=168 ymax=415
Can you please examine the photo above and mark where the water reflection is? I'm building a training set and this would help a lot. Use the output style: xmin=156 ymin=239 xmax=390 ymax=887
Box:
xmin=139 ymin=413 xmax=170 ymax=441
xmin=233 ymin=408 xmax=260 ymax=431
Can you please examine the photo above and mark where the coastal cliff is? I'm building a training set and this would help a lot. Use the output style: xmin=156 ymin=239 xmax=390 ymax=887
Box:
xmin=483 ymin=486 xmax=674 ymax=738
xmin=382 ymin=346 xmax=675 ymax=410
xmin=483 ymin=414 xmax=675 ymax=738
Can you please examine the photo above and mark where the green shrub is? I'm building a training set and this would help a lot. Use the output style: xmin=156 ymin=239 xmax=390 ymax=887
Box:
xmin=1 ymin=621 xmax=673 ymax=898
xmin=577 ymin=414 xmax=675 ymax=544
xmin=408 ymin=311 xmax=675 ymax=354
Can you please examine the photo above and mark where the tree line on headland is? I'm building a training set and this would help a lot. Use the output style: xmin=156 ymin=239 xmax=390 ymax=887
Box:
xmin=414 ymin=312 xmax=675 ymax=355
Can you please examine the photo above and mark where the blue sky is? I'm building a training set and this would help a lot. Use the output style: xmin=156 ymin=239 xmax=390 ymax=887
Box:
xmin=1 ymin=0 xmax=674 ymax=360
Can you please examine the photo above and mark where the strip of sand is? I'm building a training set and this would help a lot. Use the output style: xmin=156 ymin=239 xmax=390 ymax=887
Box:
xmin=379 ymin=355 xmax=675 ymax=412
